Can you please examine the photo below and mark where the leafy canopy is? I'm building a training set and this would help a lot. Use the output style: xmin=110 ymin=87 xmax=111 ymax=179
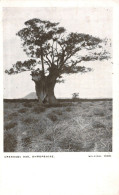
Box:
xmin=5 ymin=18 xmax=111 ymax=80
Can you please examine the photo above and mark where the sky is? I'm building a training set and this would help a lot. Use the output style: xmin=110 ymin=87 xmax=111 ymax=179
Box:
xmin=3 ymin=7 xmax=113 ymax=99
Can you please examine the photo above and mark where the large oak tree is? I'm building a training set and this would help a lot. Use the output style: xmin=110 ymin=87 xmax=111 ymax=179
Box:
xmin=5 ymin=18 xmax=111 ymax=104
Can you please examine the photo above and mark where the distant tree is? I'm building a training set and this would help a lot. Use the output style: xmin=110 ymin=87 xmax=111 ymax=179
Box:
xmin=72 ymin=93 xmax=79 ymax=100
xmin=5 ymin=18 xmax=111 ymax=104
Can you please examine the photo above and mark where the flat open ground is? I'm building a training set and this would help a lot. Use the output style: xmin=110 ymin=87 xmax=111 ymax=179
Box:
xmin=4 ymin=99 xmax=112 ymax=152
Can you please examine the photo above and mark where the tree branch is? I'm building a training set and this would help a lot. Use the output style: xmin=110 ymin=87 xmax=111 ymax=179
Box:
xmin=44 ymin=54 xmax=52 ymax=66
xmin=5 ymin=59 xmax=37 ymax=75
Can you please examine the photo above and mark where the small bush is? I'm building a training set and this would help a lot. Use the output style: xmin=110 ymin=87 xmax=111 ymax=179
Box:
xmin=4 ymin=122 xmax=17 ymax=130
xmin=4 ymin=133 xmax=17 ymax=152
xmin=72 ymin=93 xmax=79 ymax=100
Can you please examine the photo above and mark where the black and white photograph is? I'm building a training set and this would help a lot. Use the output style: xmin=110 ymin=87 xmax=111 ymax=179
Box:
xmin=3 ymin=7 xmax=112 ymax=152
xmin=1 ymin=1 xmax=119 ymax=195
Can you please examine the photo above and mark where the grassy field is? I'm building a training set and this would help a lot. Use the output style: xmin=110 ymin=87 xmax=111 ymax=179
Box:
xmin=4 ymin=99 xmax=112 ymax=152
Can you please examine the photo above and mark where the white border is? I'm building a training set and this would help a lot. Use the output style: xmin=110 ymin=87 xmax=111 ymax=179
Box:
xmin=0 ymin=1 xmax=119 ymax=195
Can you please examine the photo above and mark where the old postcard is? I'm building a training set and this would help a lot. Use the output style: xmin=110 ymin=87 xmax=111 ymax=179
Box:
xmin=0 ymin=0 xmax=119 ymax=195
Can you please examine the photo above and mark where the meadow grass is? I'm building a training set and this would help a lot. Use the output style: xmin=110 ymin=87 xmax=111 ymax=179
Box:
xmin=4 ymin=99 xmax=112 ymax=152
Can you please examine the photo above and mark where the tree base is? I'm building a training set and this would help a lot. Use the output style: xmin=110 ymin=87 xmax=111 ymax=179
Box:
xmin=33 ymin=73 xmax=58 ymax=105
xmin=48 ymin=96 xmax=58 ymax=105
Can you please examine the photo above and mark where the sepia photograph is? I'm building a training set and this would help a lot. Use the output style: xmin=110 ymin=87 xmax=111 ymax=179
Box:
xmin=3 ymin=7 xmax=112 ymax=152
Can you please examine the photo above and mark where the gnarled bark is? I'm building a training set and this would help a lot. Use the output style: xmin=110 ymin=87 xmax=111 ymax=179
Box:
xmin=31 ymin=65 xmax=59 ymax=105
xmin=35 ymin=79 xmax=47 ymax=104
xmin=31 ymin=72 xmax=47 ymax=104
xmin=32 ymin=74 xmax=57 ymax=104
xmin=46 ymin=78 xmax=58 ymax=104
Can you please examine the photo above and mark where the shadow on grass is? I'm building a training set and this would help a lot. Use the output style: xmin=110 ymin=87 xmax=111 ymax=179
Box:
xmin=47 ymin=113 xmax=58 ymax=122
xmin=93 ymin=108 xmax=105 ymax=116
xmin=4 ymin=122 xmax=17 ymax=130
xmin=6 ymin=112 xmax=18 ymax=120
xmin=23 ymin=117 xmax=38 ymax=124
xmin=18 ymin=108 xmax=28 ymax=113
xmin=65 ymin=107 xmax=72 ymax=112
xmin=23 ymin=102 xmax=33 ymax=107
xmin=92 ymin=121 xmax=106 ymax=129
xmin=53 ymin=110 xmax=62 ymax=115
xmin=44 ymin=102 xmax=73 ymax=108
xmin=32 ymin=106 xmax=46 ymax=114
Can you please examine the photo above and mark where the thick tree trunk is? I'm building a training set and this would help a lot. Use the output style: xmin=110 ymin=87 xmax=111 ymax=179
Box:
xmin=35 ymin=79 xmax=47 ymax=104
xmin=31 ymin=66 xmax=59 ymax=105
xmin=34 ymin=76 xmax=57 ymax=105
xmin=47 ymin=84 xmax=58 ymax=105
xmin=46 ymin=74 xmax=58 ymax=104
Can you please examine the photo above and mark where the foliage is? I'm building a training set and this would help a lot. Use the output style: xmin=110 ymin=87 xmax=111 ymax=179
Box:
xmin=5 ymin=59 xmax=36 ymax=75
xmin=5 ymin=18 xmax=111 ymax=83
xmin=72 ymin=92 xmax=79 ymax=99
